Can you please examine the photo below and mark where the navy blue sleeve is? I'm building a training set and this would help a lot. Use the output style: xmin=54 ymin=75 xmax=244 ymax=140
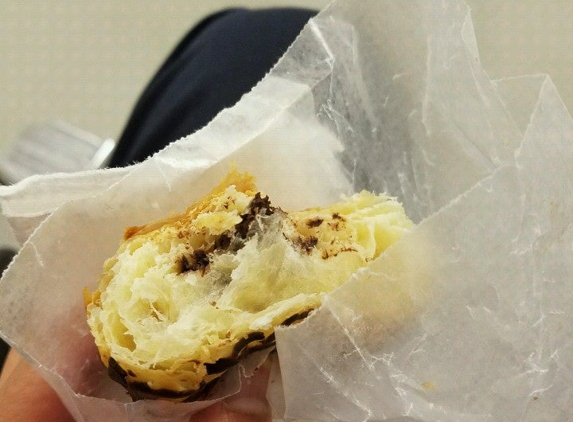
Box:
xmin=109 ymin=8 xmax=317 ymax=167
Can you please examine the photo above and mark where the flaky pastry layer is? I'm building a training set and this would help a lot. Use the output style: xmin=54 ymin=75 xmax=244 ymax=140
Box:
xmin=85 ymin=169 xmax=413 ymax=401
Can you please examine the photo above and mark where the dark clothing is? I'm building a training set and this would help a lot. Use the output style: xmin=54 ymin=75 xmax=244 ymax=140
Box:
xmin=109 ymin=8 xmax=316 ymax=167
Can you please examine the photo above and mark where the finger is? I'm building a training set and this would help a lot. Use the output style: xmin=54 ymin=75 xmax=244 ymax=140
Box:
xmin=0 ymin=348 xmax=20 ymax=385
xmin=191 ymin=365 xmax=272 ymax=422
xmin=223 ymin=365 xmax=272 ymax=421
xmin=0 ymin=350 xmax=75 ymax=422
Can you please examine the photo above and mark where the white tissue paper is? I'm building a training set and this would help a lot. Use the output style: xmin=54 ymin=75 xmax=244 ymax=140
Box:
xmin=1 ymin=0 xmax=573 ymax=421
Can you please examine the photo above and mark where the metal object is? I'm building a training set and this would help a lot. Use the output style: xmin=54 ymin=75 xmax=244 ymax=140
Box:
xmin=0 ymin=121 xmax=115 ymax=184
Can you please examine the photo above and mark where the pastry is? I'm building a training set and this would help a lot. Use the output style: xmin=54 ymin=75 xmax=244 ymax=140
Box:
xmin=85 ymin=169 xmax=413 ymax=401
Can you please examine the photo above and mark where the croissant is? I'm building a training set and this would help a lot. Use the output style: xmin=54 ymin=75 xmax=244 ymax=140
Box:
xmin=85 ymin=169 xmax=413 ymax=401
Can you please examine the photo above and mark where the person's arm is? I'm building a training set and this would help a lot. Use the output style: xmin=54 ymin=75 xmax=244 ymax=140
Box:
xmin=0 ymin=349 xmax=271 ymax=422
xmin=0 ymin=350 xmax=75 ymax=422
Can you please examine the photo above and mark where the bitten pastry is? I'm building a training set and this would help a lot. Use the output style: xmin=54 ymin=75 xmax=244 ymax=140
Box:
xmin=85 ymin=169 xmax=414 ymax=401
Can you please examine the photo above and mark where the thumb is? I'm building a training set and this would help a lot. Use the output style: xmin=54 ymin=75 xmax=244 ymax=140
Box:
xmin=192 ymin=365 xmax=272 ymax=422
xmin=223 ymin=365 xmax=272 ymax=421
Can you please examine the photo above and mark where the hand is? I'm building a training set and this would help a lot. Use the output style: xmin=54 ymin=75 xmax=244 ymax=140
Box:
xmin=0 ymin=349 xmax=75 ymax=422
xmin=0 ymin=349 xmax=272 ymax=422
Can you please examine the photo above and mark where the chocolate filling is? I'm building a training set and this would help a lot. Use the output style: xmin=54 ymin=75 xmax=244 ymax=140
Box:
xmin=108 ymin=357 xmax=129 ymax=389
xmin=307 ymin=218 xmax=324 ymax=228
xmin=213 ymin=232 xmax=232 ymax=251
xmin=129 ymin=378 xmax=219 ymax=402
xmin=180 ymin=249 xmax=210 ymax=274
xmin=204 ymin=357 xmax=239 ymax=375
xmin=205 ymin=331 xmax=266 ymax=375
xmin=281 ymin=309 xmax=314 ymax=326
xmin=205 ymin=310 xmax=314 ymax=376
xmin=295 ymin=236 xmax=319 ymax=253
xmin=235 ymin=193 xmax=275 ymax=239
xmin=176 ymin=192 xmax=283 ymax=277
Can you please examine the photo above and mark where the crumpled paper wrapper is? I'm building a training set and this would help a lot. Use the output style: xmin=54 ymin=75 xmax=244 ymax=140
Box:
xmin=1 ymin=0 xmax=573 ymax=421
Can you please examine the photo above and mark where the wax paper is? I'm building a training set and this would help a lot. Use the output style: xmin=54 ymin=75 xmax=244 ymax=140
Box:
xmin=1 ymin=0 xmax=573 ymax=421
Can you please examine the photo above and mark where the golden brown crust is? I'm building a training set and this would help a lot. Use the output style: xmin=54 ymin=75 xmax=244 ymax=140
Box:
xmin=123 ymin=169 xmax=257 ymax=241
